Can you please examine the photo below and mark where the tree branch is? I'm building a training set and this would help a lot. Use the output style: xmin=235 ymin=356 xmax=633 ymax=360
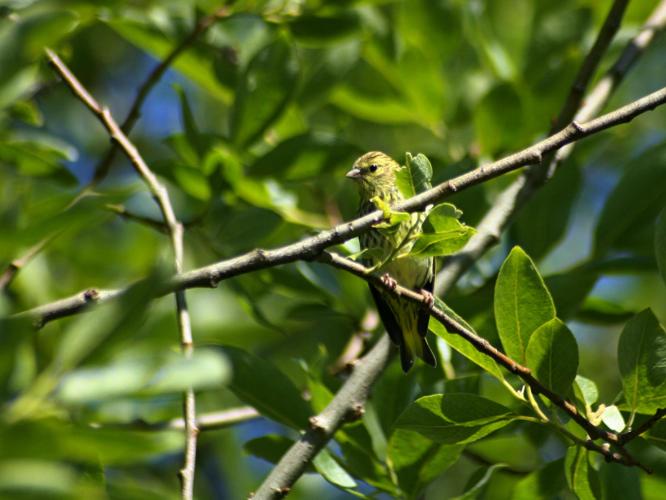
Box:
xmin=251 ymin=334 xmax=392 ymax=499
xmin=436 ymin=0 xmax=666 ymax=294
xmin=45 ymin=49 xmax=200 ymax=500
xmin=88 ymin=5 xmax=231 ymax=185
xmin=12 ymin=84 xmax=666 ymax=327
xmin=315 ymin=251 xmax=651 ymax=471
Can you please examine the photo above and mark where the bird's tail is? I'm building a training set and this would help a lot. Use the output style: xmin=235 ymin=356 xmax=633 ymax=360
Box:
xmin=399 ymin=329 xmax=437 ymax=373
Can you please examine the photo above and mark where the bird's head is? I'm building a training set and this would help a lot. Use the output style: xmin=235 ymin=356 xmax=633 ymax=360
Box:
xmin=346 ymin=151 xmax=400 ymax=197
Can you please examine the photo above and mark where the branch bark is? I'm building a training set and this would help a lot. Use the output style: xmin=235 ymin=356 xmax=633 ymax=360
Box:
xmin=13 ymin=84 xmax=666 ymax=327
xmin=88 ymin=6 xmax=231 ymax=185
xmin=45 ymin=49 xmax=200 ymax=500
xmin=436 ymin=0 xmax=666 ymax=294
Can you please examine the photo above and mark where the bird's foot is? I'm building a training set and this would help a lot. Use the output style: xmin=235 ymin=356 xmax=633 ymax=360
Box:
xmin=381 ymin=273 xmax=398 ymax=291
xmin=420 ymin=289 xmax=435 ymax=308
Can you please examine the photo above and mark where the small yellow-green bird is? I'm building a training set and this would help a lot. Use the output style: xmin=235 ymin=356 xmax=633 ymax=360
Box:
xmin=347 ymin=151 xmax=437 ymax=372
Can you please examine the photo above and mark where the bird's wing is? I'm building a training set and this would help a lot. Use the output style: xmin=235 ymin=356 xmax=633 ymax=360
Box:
xmin=368 ymin=284 xmax=402 ymax=346
xmin=417 ymin=259 xmax=435 ymax=338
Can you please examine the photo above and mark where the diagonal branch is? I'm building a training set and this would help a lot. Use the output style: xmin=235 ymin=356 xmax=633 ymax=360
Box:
xmin=316 ymin=252 xmax=651 ymax=468
xmin=253 ymin=250 xmax=652 ymax=497
xmin=89 ymin=5 xmax=231 ymax=185
xmin=45 ymin=49 xmax=200 ymax=500
xmin=12 ymin=84 xmax=666 ymax=327
xmin=436 ymin=0 xmax=666 ymax=294
xmin=1 ymin=7 xmax=231 ymax=295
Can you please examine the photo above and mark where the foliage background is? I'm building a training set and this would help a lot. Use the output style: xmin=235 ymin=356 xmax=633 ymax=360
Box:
xmin=1 ymin=0 xmax=666 ymax=498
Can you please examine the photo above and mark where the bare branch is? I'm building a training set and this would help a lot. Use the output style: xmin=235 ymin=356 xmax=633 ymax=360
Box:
xmin=45 ymin=49 xmax=200 ymax=500
xmin=89 ymin=6 xmax=231 ymax=185
xmin=436 ymin=0 xmax=666 ymax=293
xmin=316 ymin=252 xmax=651 ymax=470
xmin=13 ymin=84 xmax=666 ymax=327
xmin=251 ymin=334 xmax=392 ymax=499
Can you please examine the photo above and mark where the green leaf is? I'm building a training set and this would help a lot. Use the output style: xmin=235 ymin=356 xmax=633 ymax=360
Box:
xmin=429 ymin=297 xmax=504 ymax=381
xmin=525 ymin=318 xmax=578 ymax=396
xmin=600 ymin=405 xmax=625 ymax=433
xmin=0 ymin=420 xmax=182 ymax=465
xmin=574 ymin=375 xmax=599 ymax=407
xmin=564 ymin=446 xmax=601 ymax=500
xmin=513 ymin=163 xmax=582 ymax=260
xmin=243 ymin=435 xmax=301 ymax=467
xmin=57 ymin=349 xmax=230 ymax=403
xmin=248 ymin=132 xmax=357 ymax=179
xmin=600 ymin=462 xmax=641 ymax=500
xmin=656 ymin=207 xmax=666 ymax=286
xmin=394 ymin=394 xmax=514 ymax=444
xmin=495 ymin=246 xmax=556 ymax=364
xmin=313 ymin=449 xmax=357 ymax=489
xmin=511 ymin=459 xmax=566 ymax=500
xmin=388 ymin=429 xmax=462 ymax=499
xmin=474 ymin=83 xmax=525 ymax=154
xmin=646 ymin=419 xmax=666 ymax=451
xmin=371 ymin=195 xmax=411 ymax=228
xmin=594 ymin=144 xmax=666 ymax=255
xmin=230 ymin=38 xmax=299 ymax=146
xmin=107 ymin=19 xmax=231 ymax=103
xmin=221 ymin=346 xmax=311 ymax=429
xmin=289 ymin=13 xmax=362 ymax=47
xmin=452 ymin=464 xmax=506 ymax=500
xmin=0 ymin=460 xmax=76 ymax=497
xmin=395 ymin=152 xmax=433 ymax=198
xmin=617 ymin=309 xmax=666 ymax=414
xmin=410 ymin=204 xmax=475 ymax=257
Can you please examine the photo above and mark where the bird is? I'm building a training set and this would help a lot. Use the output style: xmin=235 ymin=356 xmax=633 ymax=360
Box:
xmin=346 ymin=151 xmax=437 ymax=372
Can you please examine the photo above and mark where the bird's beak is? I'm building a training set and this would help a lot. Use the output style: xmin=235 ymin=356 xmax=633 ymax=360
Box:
xmin=346 ymin=167 xmax=361 ymax=179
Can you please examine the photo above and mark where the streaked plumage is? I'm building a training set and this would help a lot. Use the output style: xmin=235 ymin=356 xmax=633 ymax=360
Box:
xmin=347 ymin=151 xmax=437 ymax=372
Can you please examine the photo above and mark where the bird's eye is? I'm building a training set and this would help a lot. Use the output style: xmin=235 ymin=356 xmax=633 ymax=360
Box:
xmin=369 ymin=164 xmax=378 ymax=173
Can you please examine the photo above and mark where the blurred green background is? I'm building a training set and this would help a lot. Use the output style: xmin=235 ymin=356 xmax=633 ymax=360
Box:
xmin=1 ymin=0 xmax=665 ymax=498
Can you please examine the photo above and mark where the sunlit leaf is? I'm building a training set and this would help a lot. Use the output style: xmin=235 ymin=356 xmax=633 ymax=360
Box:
xmin=495 ymin=247 xmax=556 ymax=364
xmin=395 ymin=394 xmax=515 ymax=444
xmin=525 ymin=318 xmax=578 ymax=396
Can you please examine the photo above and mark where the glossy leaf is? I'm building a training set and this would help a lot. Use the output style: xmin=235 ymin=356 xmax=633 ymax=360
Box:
xmin=452 ymin=464 xmax=506 ymax=500
xmin=525 ymin=318 xmax=578 ymax=396
xmin=564 ymin=447 xmax=601 ymax=500
xmin=395 ymin=394 xmax=515 ymax=444
xmin=511 ymin=459 xmax=566 ymax=500
xmin=388 ymin=429 xmax=462 ymax=499
xmin=230 ymin=39 xmax=299 ymax=146
xmin=430 ymin=295 xmax=504 ymax=379
xmin=221 ymin=347 xmax=311 ymax=429
xmin=410 ymin=204 xmax=475 ymax=257
xmin=396 ymin=152 xmax=433 ymax=198
xmin=57 ymin=349 xmax=229 ymax=403
xmin=495 ymin=247 xmax=556 ymax=364
xmin=617 ymin=309 xmax=666 ymax=414
xmin=312 ymin=449 xmax=357 ymax=489
xmin=594 ymin=145 xmax=666 ymax=255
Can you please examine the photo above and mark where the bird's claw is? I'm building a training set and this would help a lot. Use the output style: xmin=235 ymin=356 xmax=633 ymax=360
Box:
xmin=381 ymin=273 xmax=398 ymax=290
xmin=421 ymin=289 xmax=435 ymax=308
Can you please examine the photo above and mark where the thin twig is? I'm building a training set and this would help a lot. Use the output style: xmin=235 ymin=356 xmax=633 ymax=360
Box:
xmin=316 ymin=251 xmax=650 ymax=471
xmin=45 ymin=49 xmax=200 ymax=500
xmin=13 ymin=85 xmax=666 ymax=327
xmin=619 ymin=408 xmax=666 ymax=444
xmin=436 ymin=0 xmax=666 ymax=294
xmin=0 ymin=235 xmax=57 ymax=290
xmin=92 ymin=406 xmax=260 ymax=431
xmin=89 ymin=6 xmax=231 ymax=185
xmin=1 ymin=7 xmax=231 ymax=293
